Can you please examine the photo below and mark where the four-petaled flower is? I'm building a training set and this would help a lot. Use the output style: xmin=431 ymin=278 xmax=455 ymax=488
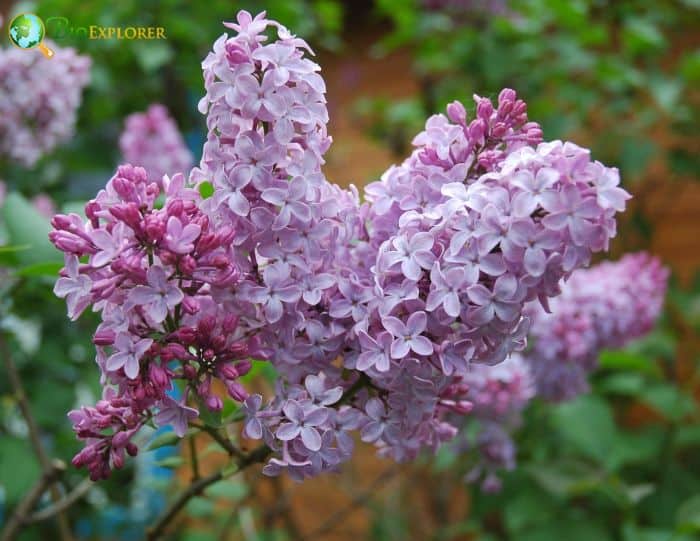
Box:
xmin=241 ymin=265 xmax=301 ymax=323
xmin=360 ymin=398 xmax=388 ymax=443
xmin=356 ymin=330 xmax=393 ymax=372
xmin=106 ymin=333 xmax=153 ymax=379
xmin=466 ymin=274 xmax=522 ymax=325
xmin=510 ymin=166 xmax=559 ymax=217
xmin=426 ymin=264 xmax=470 ymax=317
xmin=54 ymin=255 xmax=92 ymax=320
xmin=383 ymin=232 xmax=435 ymax=280
xmin=276 ymin=400 xmax=329 ymax=452
xmin=504 ymin=220 xmax=560 ymax=277
xmin=541 ymin=185 xmax=600 ymax=245
xmin=128 ymin=266 xmax=184 ymax=323
xmin=261 ymin=177 xmax=311 ymax=230
xmin=164 ymin=216 xmax=201 ymax=254
xmin=382 ymin=311 xmax=434 ymax=359
xmin=155 ymin=396 xmax=199 ymax=437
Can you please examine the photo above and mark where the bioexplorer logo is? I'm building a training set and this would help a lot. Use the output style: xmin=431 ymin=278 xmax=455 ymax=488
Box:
xmin=6 ymin=13 xmax=167 ymax=55
xmin=45 ymin=17 xmax=167 ymax=41
xmin=8 ymin=13 xmax=55 ymax=58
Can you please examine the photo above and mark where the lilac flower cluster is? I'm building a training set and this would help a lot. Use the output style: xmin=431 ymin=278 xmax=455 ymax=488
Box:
xmin=335 ymin=90 xmax=629 ymax=462
xmin=51 ymin=166 xmax=258 ymax=480
xmin=0 ymin=41 xmax=90 ymax=167
xmin=52 ymin=10 xmax=633 ymax=481
xmin=525 ymin=252 xmax=669 ymax=401
xmin=119 ymin=104 xmax=194 ymax=184
xmin=455 ymin=253 xmax=667 ymax=491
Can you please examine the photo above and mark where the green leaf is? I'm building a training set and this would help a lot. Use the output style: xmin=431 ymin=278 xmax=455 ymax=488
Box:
xmin=551 ymin=395 xmax=617 ymax=464
xmin=14 ymin=261 xmax=64 ymax=278
xmin=623 ymin=523 xmax=684 ymax=541
xmin=0 ymin=244 xmax=31 ymax=266
xmin=517 ymin=519 xmax=612 ymax=541
xmin=680 ymin=49 xmax=700 ymax=83
xmin=0 ymin=437 xmax=42 ymax=502
xmin=198 ymin=181 xmax=214 ymax=199
xmin=608 ymin=428 xmax=664 ymax=470
xmin=432 ymin=446 xmax=458 ymax=472
xmin=527 ymin=459 xmax=604 ymax=496
xmin=220 ymin=462 xmax=239 ymax=478
xmin=0 ymin=244 xmax=31 ymax=254
xmin=206 ymin=480 xmax=248 ymax=501
xmin=597 ymin=372 xmax=646 ymax=396
xmin=622 ymin=18 xmax=666 ymax=56
xmin=2 ymin=193 xmax=62 ymax=265
xmin=503 ymin=489 xmax=553 ymax=533
xmin=643 ymin=383 xmax=696 ymax=421
xmin=180 ymin=533 xmax=218 ymax=541
xmin=626 ymin=329 xmax=677 ymax=362
xmin=185 ymin=496 xmax=214 ymax=518
xmin=147 ymin=431 xmax=182 ymax=451
xmin=670 ymin=149 xmax=700 ymax=178
xmin=649 ymin=75 xmax=682 ymax=112
xmin=599 ymin=350 xmax=661 ymax=376
xmin=154 ymin=456 xmax=185 ymax=469
xmin=133 ymin=41 xmax=174 ymax=73
xmin=677 ymin=494 xmax=700 ymax=532
xmin=676 ymin=424 xmax=700 ymax=448
xmin=625 ymin=483 xmax=656 ymax=505
xmin=619 ymin=137 xmax=658 ymax=180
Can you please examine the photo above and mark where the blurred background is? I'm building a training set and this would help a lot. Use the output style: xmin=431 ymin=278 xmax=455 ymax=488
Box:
xmin=0 ymin=0 xmax=699 ymax=540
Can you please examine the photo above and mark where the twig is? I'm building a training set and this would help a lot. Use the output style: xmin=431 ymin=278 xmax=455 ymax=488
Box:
xmin=146 ymin=444 xmax=271 ymax=541
xmin=26 ymin=479 xmax=93 ymax=524
xmin=300 ymin=465 xmax=400 ymax=541
xmin=0 ymin=460 xmax=65 ymax=541
xmin=192 ymin=422 xmax=246 ymax=460
xmin=0 ymin=334 xmax=74 ymax=541
xmin=189 ymin=435 xmax=200 ymax=481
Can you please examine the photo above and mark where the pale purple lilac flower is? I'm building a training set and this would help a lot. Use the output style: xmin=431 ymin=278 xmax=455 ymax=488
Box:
xmin=119 ymin=104 xmax=193 ymax=184
xmin=0 ymin=41 xmax=90 ymax=167
xmin=526 ymin=252 xmax=668 ymax=401
xmin=51 ymin=10 xmax=638 ymax=481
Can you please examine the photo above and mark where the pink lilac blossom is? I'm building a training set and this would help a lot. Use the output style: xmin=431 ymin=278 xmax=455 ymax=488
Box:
xmin=525 ymin=252 xmax=669 ymax=401
xmin=119 ymin=104 xmax=193 ymax=184
xmin=51 ymin=10 xmax=633 ymax=481
xmin=50 ymin=166 xmax=253 ymax=479
xmin=457 ymin=253 xmax=667 ymax=491
xmin=0 ymin=41 xmax=90 ymax=167
xmin=336 ymin=87 xmax=629 ymax=465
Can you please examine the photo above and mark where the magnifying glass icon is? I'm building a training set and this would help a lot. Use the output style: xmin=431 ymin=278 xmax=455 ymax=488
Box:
xmin=8 ymin=13 xmax=55 ymax=58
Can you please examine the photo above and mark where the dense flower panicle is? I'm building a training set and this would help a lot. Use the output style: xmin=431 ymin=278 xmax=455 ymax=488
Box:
xmin=194 ymin=11 xmax=375 ymax=477
xmin=458 ymin=253 xmax=667 ymax=491
xmin=336 ymin=88 xmax=629 ymax=462
xmin=0 ymin=41 xmax=90 ymax=167
xmin=51 ymin=10 xmax=637 ymax=480
xmin=51 ymin=165 xmax=254 ymax=478
xmin=526 ymin=252 xmax=668 ymax=401
xmin=119 ymin=104 xmax=194 ymax=184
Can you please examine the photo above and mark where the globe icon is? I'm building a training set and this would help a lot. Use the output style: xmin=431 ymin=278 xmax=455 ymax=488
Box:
xmin=8 ymin=13 xmax=54 ymax=58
